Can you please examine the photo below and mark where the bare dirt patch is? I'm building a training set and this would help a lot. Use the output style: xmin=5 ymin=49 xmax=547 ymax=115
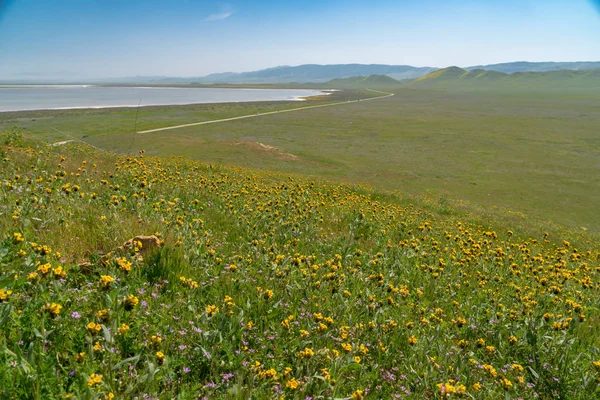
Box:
xmin=233 ymin=141 xmax=301 ymax=161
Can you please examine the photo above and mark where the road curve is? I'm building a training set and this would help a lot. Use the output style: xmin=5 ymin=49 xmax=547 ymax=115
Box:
xmin=137 ymin=89 xmax=394 ymax=134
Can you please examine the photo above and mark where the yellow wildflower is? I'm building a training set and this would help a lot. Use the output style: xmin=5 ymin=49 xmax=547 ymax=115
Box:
xmin=116 ymin=257 xmax=131 ymax=272
xmin=96 ymin=309 xmax=110 ymax=322
xmin=44 ymin=302 xmax=62 ymax=318
xmin=124 ymin=295 xmax=139 ymax=311
xmin=87 ymin=373 xmax=102 ymax=386
xmin=206 ymin=304 xmax=219 ymax=316
xmin=100 ymin=275 xmax=115 ymax=288
xmin=0 ymin=289 xmax=13 ymax=302
xmin=285 ymin=378 xmax=300 ymax=389
xmin=13 ymin=232 xmax=25 ymax=244
xmin=37 ymin=263 xmax=51 ymax=276
xmin=263 ymin=288 xmax=274 ymax=300
xmin=87 ymin=322 xmax=102 ymax=335
xmin=118 ymin=323 xmax=130 ymax=335
xmin=151 ymin=335 xmax=162 ymax=345
xmin=483 ymin=364 xmax=497 ymax=377
xmin=299 ymin=347 xmax=314 ymax=358
xmin=53 ymin=266 xmax=66 ymax=278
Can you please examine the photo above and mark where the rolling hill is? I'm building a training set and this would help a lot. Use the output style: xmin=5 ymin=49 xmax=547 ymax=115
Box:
xmin=409 ymin=66 xmax=600 ymax=90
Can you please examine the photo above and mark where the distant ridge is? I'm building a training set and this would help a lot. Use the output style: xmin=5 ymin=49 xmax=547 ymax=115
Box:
xmin=2 ymin=61 xmax=600 ymax=85
xmin=327 ymin=74 xmax=401 ymax=88
xmin=415 ymin=66 xmax=467 ymax=81
xmin=179 ymin=61 xmax=600 ymax=84
xmin=196 ymin=64 xmax=436 ymax=84
xmin=409 ymin=67 xmax=600 ymax=90
xmin=415 ymin=67 xmax=509 ymax=82
xmin=466 ymin=61 xmax=600 ymax=73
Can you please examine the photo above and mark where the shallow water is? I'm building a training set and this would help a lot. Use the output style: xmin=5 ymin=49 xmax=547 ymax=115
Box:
xmin=0 ymin=85 xmax=326 ymax=112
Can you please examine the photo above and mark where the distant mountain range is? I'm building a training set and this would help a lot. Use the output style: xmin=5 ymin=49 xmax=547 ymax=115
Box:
xmin=2 ymin=62 xmax=600 ymax=85
xmin=465 ymin=61 xmax=600 ymax=74
xmin=186 ymin=61 xmax=600 ymax=84
xmin=190 ymin=64 xmax=437 ymax=84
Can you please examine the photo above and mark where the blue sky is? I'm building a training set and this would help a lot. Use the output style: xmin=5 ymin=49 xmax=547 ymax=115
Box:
xmin=0 ymin=0 xmax=598 ymax=79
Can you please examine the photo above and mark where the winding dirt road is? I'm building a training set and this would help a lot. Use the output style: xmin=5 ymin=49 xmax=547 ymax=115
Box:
xmin=137 ymin=89 xmax=393 ymax=134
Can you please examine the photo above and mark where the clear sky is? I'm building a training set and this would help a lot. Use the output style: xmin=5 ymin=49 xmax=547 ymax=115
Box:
xmin=0 ymin=0 xmax=599 ymax=80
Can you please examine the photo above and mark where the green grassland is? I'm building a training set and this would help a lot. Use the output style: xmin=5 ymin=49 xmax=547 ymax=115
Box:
xmin=0 ymin=130 xmax=599 ymax=399
xmin=2 ymin=86 xmax=599 ymax=234
xmin=0 ymin=89 xmax=375 ymax=142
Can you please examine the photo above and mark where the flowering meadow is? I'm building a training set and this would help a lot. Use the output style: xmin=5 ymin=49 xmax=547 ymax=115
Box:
xmin=0 ymin=128 xmax=599 ymax=399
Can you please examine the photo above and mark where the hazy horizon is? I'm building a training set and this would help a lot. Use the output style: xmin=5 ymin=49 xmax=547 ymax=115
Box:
xmin=1 ymin=0 xmax=599 ymax=80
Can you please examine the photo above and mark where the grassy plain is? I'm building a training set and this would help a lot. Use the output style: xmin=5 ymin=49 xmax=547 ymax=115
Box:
xmin=2 ymin=87 xmax=598 ymax=234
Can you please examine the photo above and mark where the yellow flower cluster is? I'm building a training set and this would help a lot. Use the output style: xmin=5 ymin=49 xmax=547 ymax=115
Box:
xmin=179 ymin=276 xmax=199 ymax=288
xmin=100 ymin=275 xmax=115 ymax=288
xmin=116 ymin=257 xmax=131 ymax=272
xmin=205 ymin=304 xmax=219 ymax=316
xmin=0 ymin=289 xmax=12 ymax=302
xmin=124 ymin=295 xmax=139 ymax=311
xmin=87 ymin=322 xmax=102 ymax=335
xmin=44 ymin=302 xmax=62 ymax=318
xmin=87 ymin=373 xmax=102 ymax=387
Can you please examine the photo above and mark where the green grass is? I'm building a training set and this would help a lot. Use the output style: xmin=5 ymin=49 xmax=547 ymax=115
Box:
xmin=0 ymin=89 xmax=375 ymax=143
xmin=0 ymin=130 xmax=599 ymax=399
xmin=2 ymin=87 xmax=598 ymax=234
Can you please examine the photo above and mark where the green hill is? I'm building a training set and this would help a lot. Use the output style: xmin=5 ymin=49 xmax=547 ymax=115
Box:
xmin=414 ymin=67 xmax=509 ymax=84
xmin=409 ymin=67 xmax=600 ymax=91
xmin=457 ymin=69 xmax=507 ymax=80
xmin=415 ymin=66 xmax=469 ymax=81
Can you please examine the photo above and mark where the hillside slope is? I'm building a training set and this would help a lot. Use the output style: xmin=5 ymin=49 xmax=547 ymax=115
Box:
xmin=0 ymin=130 xmax=599 ymax=399
xmin=410 ymin=66 xmax=600 ymax=90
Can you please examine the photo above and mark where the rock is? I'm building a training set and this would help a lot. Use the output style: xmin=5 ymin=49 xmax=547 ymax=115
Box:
xmin=121 ymin=235 xmax=162 ymax=255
